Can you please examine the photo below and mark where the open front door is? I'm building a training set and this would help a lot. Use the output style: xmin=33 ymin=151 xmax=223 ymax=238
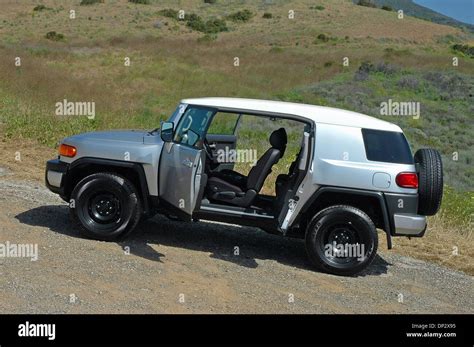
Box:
xmin=159 ymin=106 xmax=216 ymax=221
xmin=159 ymin=143 xmax=205 ymax=220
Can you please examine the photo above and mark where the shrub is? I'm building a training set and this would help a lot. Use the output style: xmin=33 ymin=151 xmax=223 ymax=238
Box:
xmin=33 ymin=5 xmax=49 ymax=11
xmin=227 ymin=9 xmax=253 ymax=22
xmin=158 ymin=9 xmax=179 ymax=19
xmin=45 ymin=31 xmax=64 ymax=41
xmin=316 ymin=33 xmax=330 ymax=42
xmin=80 ymin=0 xmax=103 ymax=5
xmin=398 ymin=76 xmax=420 ymax=89
xmin=381 ymin=5 xmax=393 ymax=11
xmin=186 ymin=14 xmax=205 ymax=31
xmin=186 ymin=15 xmax=228 ymax=33
xmin=262 ymin=12 xmax=273 ymax=19
xmin=374 ymin=61 xmax=399 ymax=74
xmin=201 ymin=18 xmax=228 ymax=33
xmin=129 ymin=0 xmax=150 ymax=4
xmin=204 ymin=0 xmax=217 ymax=3
xmin=356 ymin=0 xmax=377 ymax=8
xmin=452 ymin=43 xmax=474 ymax=58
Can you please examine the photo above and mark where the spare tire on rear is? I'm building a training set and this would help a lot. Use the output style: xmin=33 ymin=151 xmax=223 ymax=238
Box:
xmin=414 ymin=148 xmax=443 ymax=216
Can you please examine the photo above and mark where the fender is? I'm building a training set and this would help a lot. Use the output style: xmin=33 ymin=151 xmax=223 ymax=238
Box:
xmin=67 ymin=157 xmax=152 ymax=214
xmin=297 ymin=186 xmax=393 ymax=249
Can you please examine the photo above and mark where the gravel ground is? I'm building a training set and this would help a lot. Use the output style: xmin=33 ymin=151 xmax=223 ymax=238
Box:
xmin=0 ymin=178 xmax=472 ymax=314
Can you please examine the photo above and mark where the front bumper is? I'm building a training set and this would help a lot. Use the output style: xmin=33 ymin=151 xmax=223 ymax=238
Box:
xmin=393 ymin=213 xmax=427 ymax=237
xmin=45 ymin=159 xmax=69 ymax=198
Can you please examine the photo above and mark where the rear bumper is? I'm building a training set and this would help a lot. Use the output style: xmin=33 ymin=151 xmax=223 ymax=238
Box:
xmin=384 ymin=192 xmax=427 ymax=237
xmin=393 ymin=213 xmax=427 ymax=237
xmin=45 ymin=159 xmax=69 ymax=198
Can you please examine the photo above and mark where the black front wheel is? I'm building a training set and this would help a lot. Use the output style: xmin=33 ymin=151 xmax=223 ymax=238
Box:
xmin=70 ymin=173 xmax=142 ymax=241
xmin=305 ymin=205 xmax=378 ymax=276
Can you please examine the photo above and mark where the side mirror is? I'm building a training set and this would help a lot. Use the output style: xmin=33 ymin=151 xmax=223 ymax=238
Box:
xmin=160 ymin=122 xmax=174 ymax=142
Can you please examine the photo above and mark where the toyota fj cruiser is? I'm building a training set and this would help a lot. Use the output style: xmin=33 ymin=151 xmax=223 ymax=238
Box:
xmin=45 ymin=98 xmax=443 ymax=276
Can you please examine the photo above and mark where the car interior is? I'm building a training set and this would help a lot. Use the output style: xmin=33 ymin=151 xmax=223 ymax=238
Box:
xmin=198 ymin=111 xmax=311 ymax=220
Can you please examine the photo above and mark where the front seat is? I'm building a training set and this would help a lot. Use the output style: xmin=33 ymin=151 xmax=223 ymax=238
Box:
xmin=207 ymin=128 xmax=287 ymax=207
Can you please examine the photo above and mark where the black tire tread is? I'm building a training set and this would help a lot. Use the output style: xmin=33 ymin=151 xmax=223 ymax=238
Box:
xmin=70 ymin=172 xmax=142 ymax=241
xmin=305 ymin=205 xmax=378 ymax=276
xmin=415 ymin=148 xmax=443 ymax=216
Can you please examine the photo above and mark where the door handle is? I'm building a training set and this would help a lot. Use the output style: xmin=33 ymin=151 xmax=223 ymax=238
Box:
xmin=182 ymin=159 xmax=193 ymax=168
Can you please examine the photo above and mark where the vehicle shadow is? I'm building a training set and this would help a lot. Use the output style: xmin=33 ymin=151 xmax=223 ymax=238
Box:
xmin=16 ymin=205 xmax=392 ymax=277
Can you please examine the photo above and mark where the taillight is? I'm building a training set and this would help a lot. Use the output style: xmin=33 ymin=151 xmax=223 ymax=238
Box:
xmin=59 ymin=144 xmax=77 ymax=158
xmin=396 ymin=172 xmax=418 ymax=188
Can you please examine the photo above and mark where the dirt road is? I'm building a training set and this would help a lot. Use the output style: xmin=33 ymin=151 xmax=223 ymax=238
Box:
xmin=0 ymin=177 xmax=472 ymax=314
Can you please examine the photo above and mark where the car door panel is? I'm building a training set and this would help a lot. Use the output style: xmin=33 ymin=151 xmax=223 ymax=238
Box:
xmin=206 ymin=134 xmax=237 ymax=171
xmin=159 ymin=142 xmax=204 ymax=220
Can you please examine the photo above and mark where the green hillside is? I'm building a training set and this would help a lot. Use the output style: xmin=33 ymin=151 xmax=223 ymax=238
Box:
xmin=355 ymin=0 xmax=474 ymax=32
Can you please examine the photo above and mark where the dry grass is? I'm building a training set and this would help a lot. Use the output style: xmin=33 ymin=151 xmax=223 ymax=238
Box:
xmin=380 ymin=220 xmax=474 ymax=275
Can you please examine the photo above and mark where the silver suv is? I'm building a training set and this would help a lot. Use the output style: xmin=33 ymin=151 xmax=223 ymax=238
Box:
xmin=45 ymin=98 xmax=443 ymax=276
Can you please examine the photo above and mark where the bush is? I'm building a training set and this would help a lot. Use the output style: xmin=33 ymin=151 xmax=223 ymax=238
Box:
xmin=158 ymin=9 xmax=178 ymax=19
xmin=33 ymin=5 xmax=49 ymax=11
xmin=201 ymin=18 xmax=228 ymax=33
xmin=45 ymin=31 xmax=64 ymax=41
xmin=356 ymin=0 xmax=377 ymax=8
xmin=262 ymin=12 xmax=273 ymax=19
xmin=452 ymin=43 xmax=474 ymax=58
xmin=310 ymin=5 xmax=325 ymax=10
xmin=227 ymin=9 xmax=253 ymax=22
xmin=381 ymin=5 xmax=393 ymax=11
xmin=316 ymin=33 xmax=330 ymax=42
xmin=204 ymin=0 xmax=217 ymax=3
xmin=80 ymin=0 xmax=103 ymax=5
xmin=186 ymin=15 xmax=228 ymax=33
xmin=397 ymin=76 xmax=420 ymax=89
xmin=128 ymin=0 xmax=150 ymax=4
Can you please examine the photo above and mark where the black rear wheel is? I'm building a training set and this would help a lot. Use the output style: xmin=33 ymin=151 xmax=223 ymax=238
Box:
xmin=70 ymin=173 xmax=142 ymax=241
xmin=305 ymin=205 xmax=378 ymax=276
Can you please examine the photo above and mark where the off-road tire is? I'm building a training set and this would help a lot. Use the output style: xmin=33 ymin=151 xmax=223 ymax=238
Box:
xmin=305 ymin=205 xmax=378 ymax=276
xmin=414 ymin=148 xmax=443 ymax=216
xmin=70 ymin=172 xmax=142 ymax=241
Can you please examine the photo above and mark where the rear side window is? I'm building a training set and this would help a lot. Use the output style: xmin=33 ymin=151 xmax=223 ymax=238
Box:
xmin=362 ymin=129 xmax=413 ymax=164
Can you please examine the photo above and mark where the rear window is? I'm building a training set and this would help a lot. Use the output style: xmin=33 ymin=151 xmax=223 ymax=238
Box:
xmin=362 ymin=129 xmax=413 ymax=164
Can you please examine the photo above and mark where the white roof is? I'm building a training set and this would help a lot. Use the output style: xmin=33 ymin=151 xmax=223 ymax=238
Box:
xmin=181 ymin=97 xmax=402 ymax=132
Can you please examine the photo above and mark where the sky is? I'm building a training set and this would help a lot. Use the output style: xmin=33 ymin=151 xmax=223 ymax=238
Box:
xmin=413 ymin=0 xmax=474 ymax=24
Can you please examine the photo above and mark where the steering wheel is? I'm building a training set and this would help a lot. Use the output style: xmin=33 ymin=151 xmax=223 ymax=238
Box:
xmin=203 ymin=138 xmax=214 ymax=161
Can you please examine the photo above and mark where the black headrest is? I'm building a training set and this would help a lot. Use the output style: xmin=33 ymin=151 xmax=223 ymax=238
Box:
xmin=270 ymin=128 xmax=287 ymax=153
